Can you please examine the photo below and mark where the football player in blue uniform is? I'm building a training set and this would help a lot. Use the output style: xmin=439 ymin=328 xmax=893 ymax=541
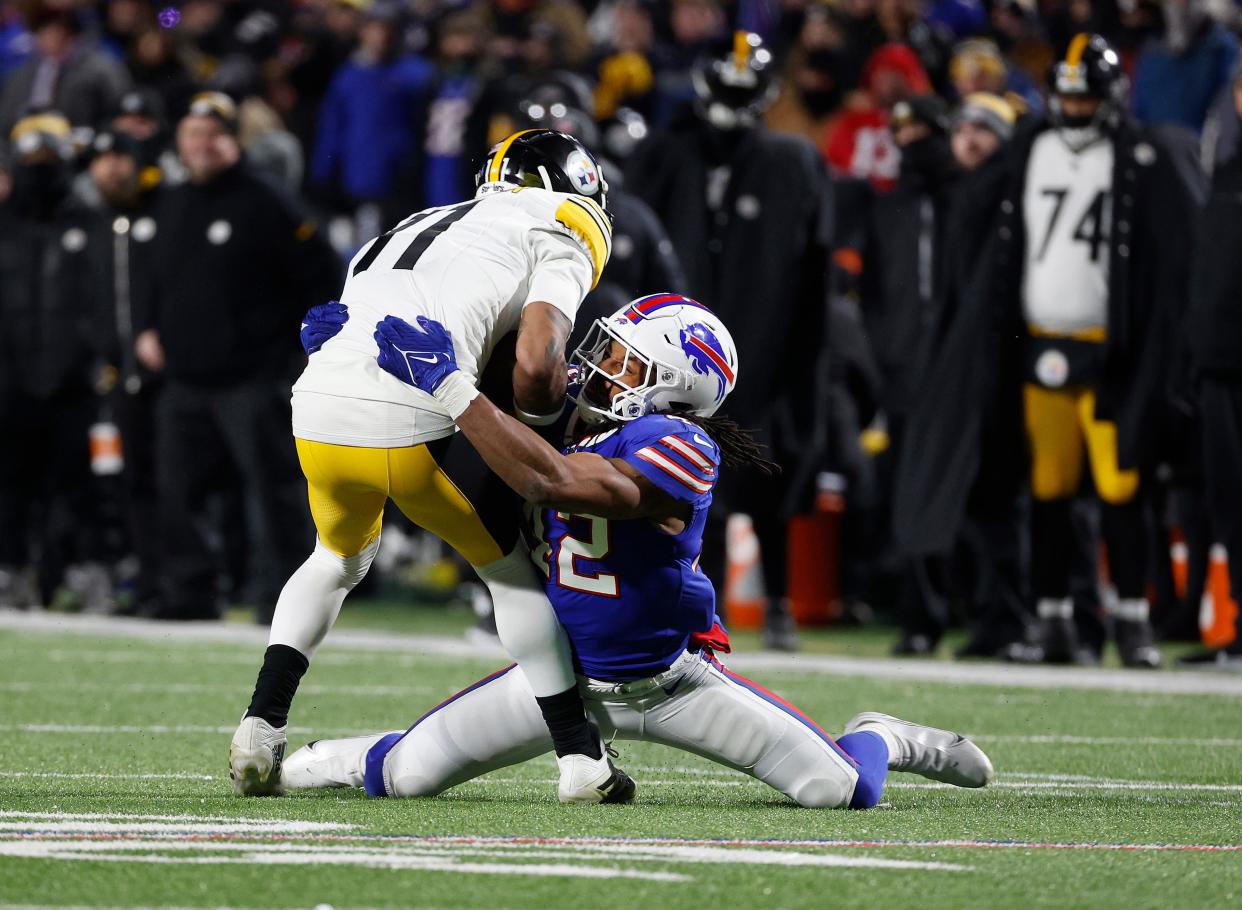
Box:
xmin=280 ymin=296 xmax=994 ymax=807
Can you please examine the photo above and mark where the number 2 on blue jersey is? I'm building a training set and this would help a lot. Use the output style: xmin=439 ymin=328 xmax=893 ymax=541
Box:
xmin=528 ymin=509 xmax=619 ymax=598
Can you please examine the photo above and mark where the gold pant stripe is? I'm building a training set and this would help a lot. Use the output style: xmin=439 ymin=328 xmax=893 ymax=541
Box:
xmin=1023 ymin=385 xmax=1139 ymax=505
xmin=1026 ymin=324 xmax=1107 ymax=343
xmin=295 ymin=438 xmax=505 ymax=567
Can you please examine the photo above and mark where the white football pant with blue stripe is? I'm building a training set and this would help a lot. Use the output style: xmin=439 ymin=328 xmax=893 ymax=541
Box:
xmin=344 ymin=650 xmax=863 ymax=808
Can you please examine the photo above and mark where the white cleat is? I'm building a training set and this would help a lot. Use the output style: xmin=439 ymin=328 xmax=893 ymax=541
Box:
xmin=281 ymin=734 xmax=391 ymax=790
xmin=556 ymin=745 xmax=636 ymax=805
xmin=844 ymin=711 xmax=994 ymax=788
xmin=229 ymin=716 xmax=288 ymax=796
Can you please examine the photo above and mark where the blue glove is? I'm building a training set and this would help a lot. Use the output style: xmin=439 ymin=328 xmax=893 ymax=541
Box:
xmin=301 ymin=301 xmax=349 ymax=355
xmin=374 ymin=314 xmax=461 ymax=394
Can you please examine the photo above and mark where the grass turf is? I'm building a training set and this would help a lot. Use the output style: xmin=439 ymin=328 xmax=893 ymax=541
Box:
xmin=1 ymin=609 xmax=1239 ymax=910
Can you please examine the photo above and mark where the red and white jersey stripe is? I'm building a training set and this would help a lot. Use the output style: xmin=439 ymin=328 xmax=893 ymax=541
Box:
xmin=633 ymin=446 xmax=714 ymax=494
xmin=656 ymin=435 xmax=716 ymax=475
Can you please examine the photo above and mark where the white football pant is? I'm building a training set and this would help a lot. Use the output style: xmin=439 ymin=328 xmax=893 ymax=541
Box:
xmin=373 ymin=649 xmax=861 ymax=808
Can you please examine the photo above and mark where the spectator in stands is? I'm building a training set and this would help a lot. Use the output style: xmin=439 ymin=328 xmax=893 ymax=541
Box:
xmin=648 ymin=0 xmax=728 ymax=125
xmin=592 ymin=0 xmax=656 ymax=120
xmin=627 ymin=33 xmax=834 ymax=650
xmin=0 ymin=112 xmax=110 ymax=610
xmin=124 ymin=23 xmax=197 ymax=124
xmin=282 ymin=0 xmax=367 ymax=156
xmin=1132 ymin=0 xmax=1238 ymax=133
xmin=134 ymin=93 xmax=339 ymax=621
xmin=421 ymin=7 xmax=491 ymax=207
xmin=110 ymin=88 xmax=183 ymax=187
xmin=948 ymin=37 xmax=1041 ymax=110
xmin=765 ymin=4 xmax=852 ymax=145
xmin=0 ymin=4 xmax=131 ymax=139
xmin=309 ymin=0 xmax=434 ymax=241
xmin=823 ymin=42 xmax=932 ymax=191
xmin=988 ymin=0 xmax=1052 ymax=87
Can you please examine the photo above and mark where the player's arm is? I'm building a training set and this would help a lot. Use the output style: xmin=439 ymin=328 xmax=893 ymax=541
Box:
xmin=512 ymin=302 xmax=572 ymax=423
xmin=515 ymin=205 xmax=609 ymax=424
xmin=455 ymin=392 xmax=686 ymax=520
xmin=373 ymin=314 xmax=682 ymax=521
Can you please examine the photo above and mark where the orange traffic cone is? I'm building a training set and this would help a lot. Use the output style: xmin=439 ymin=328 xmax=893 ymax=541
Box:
xmin=1201 ymin=544 xmax=1239 ymax=650
xmin=724 ymin=513 xmax=765 ymax=630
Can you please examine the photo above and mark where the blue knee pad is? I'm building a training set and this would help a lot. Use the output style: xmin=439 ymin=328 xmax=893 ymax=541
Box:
xmin=838 ymin=731 xmax=888 ymax=809
xmin=363 ymin=732 xmax=404 ymax=797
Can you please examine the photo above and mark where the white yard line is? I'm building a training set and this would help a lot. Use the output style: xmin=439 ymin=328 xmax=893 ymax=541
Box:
xmin=0 ymin=724 xmax=363 ymax=736
xmin=0 ymin=809 xmax=355 ymax=829
xmin=970 ymin=734 xmax=1242 ymax=748
xmin=5 ymin=610 xmax=1242 ymax=696
xmin=4 ymin=769 xmax=1239 ymax=797
xmin=0 ymin=771 xmax=219 ymax=781
xmin=0 ymin=681 xmax=438 ymax=698
xmin=0 ymin=906 xmax=503 ymax=910
xmin=0 ymin=906 xmax=508 ymax=910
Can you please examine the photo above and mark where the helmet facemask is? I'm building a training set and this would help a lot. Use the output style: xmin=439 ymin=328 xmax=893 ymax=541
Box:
xmin=1049 ymin=92 xmax=1115 ymax=150
xmin=571 ymin=319 xmax=686 ymax=424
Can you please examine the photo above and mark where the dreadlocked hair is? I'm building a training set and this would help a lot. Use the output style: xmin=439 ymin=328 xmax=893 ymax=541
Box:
xmin=674 ymin=412 xmax=781 ymax=476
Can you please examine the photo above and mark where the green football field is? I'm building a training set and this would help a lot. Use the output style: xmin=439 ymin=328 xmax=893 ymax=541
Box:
xmin=2 ymin=607 xmax=1240 ymax=910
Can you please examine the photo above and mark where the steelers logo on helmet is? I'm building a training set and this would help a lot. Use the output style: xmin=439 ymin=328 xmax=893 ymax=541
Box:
xmin=565 ymin=149 xmax=601 ymax=197
xmin=475 ymin=128 xmax=610 ymax=215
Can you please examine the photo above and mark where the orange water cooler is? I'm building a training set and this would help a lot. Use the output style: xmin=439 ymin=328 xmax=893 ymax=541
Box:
xmin=786 ymin=472 xmax=845 ymax=627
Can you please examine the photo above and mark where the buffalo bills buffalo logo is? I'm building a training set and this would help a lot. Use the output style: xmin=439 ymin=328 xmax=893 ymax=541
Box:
xmin=680 ymin=324 xmax=735 ymax=402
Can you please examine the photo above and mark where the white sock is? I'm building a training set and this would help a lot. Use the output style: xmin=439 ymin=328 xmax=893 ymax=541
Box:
xmin=476 ymin=546 xmax=576 ymax=697
xmin=268 ymin=537 xmax=379 ymax=658
xmin=1036 ymin=597 xmax=1073 ymax=620
xmin=1107 ymin=597 xmax=1150 ymax=623
xmin=850 ymin=720 xmax=902 ymax=768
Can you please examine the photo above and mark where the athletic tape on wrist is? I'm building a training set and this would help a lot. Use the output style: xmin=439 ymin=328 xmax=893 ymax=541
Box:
xmin=434 ymin=371 xmax=480 ymax=420
xmin=514 ymin=403 xmax=562 ymax=426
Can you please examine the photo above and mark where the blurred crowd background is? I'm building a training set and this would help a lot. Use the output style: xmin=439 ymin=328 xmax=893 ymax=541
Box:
xmin=2 ymin=0 xmax=1241 ymax=669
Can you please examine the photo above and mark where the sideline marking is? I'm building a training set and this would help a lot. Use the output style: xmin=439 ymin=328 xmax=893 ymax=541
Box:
xmin=4 ymin=611 xmax=1241 ymax=696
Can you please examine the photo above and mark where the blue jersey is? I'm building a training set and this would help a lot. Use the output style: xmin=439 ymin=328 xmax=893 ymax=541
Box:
xmin=529 ymin=413 xmax=721 ymax=680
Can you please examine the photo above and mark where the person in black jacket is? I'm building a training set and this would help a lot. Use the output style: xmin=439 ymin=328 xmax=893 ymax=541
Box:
xmin=0 ymin=112 xmax=110 ymax=609
xmin=873 ymin=93 xmax=1024 ymax=656
xmin=1182 ymin=69 xmax=1242 ymax=667
xmin=990 ymin=35 xmax=1199 ymax=667
xmin=625 ymin=32 xmax=833 ymax=650
xmin=134 ymin=93 xmax=341 ymax=621
xmin=80 ymin=128 xmax=166 ymax=614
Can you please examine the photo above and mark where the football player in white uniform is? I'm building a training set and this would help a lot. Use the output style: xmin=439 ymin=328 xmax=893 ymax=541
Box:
xmin=229 ymin=129 xmax=633 ymax=803
xmin=276 ymin=297 xmax=994 ymax=807
xmin=1009 ymin=34 xmax=1192 ymax=667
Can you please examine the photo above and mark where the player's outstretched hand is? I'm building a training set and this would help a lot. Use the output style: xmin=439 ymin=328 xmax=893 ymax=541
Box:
xmin=374 ymin=314 xmax=461 ymax=394
xmin=300 ymin=300 xmax=349 ymax=355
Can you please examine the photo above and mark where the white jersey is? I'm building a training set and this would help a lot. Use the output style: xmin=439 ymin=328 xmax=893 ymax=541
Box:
xmin=293 ymin=186 xmax=611 ymax=447
xmin=1021 ymin=131 xmax=1114 ymax=334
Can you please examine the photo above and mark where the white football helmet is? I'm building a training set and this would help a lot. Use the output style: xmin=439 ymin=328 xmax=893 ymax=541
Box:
xmin=571 ymin=293 xmax=739 ymax=424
